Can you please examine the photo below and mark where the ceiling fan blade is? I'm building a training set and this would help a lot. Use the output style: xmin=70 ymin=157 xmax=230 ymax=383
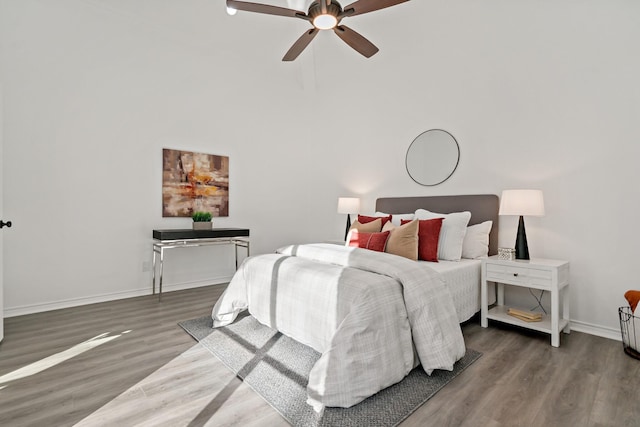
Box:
xmin=227 ymin=0 xmax=305 ymax=18
xmin=333 ymin=25 xmax=379 ymax=58
xmin=341 ymin=0 xmax=409 ymax=17
xmin=282 ymin=28 xmax=318 ymax=61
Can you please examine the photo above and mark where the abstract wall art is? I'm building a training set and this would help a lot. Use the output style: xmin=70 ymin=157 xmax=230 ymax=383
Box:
xmin=162 ymin=149 xmax=229 ymax=217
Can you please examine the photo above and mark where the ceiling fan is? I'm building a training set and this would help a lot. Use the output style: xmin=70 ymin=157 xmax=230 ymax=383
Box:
xmin=226 ymin=0 xmax=410 ymax=61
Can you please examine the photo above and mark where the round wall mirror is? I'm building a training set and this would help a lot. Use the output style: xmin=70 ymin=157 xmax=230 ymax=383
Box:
xmin=405 ymin=129 xmax=460 ymax=186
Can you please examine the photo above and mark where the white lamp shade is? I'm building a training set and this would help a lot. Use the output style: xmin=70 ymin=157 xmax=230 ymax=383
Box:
xmin=337 ymin=197 xmax=360 ymax=214
xmin=499 ymin=190 xmax=545 ymax=216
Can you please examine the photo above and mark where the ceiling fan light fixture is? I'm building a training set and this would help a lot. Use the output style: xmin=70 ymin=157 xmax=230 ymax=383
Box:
xmin=313 ymin=14 xmax=338 ymax=30
xmin=226 ymin=6 xmax=237 ymax=15
xmin=225 ymin=0 xmax=410 ymax=60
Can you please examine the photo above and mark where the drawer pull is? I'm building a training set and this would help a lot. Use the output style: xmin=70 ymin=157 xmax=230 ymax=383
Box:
xmin=513 ymin=273 xmax=519 ymax=277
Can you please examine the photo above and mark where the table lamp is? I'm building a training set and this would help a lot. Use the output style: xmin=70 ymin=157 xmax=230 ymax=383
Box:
xmin=499 ymin=189 xmax=545 ymax=260
xmin=337 ymin=197 xmax=360 ymax=240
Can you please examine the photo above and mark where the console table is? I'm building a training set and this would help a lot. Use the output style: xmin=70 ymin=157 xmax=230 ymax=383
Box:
xmin=152 ymin=228 xmax=250 ymax=299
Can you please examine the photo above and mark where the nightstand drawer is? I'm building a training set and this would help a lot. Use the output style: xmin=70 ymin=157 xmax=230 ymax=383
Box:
xmin=486 ymin=263 xmax=552 ymax=287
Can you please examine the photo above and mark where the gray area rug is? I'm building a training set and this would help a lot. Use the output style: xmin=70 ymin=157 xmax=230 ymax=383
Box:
xmin=179 ymin=315 xmax=481 ymax=427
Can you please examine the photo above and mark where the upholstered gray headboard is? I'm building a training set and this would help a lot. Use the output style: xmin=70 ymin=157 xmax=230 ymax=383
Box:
xmin=375 ymin=194 xmax=499 ymax=256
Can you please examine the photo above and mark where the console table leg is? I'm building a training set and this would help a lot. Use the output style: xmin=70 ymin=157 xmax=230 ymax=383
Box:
xmin=159 ymin=247 xmax=165 ymax=301
xmin=233 ymin=239 xmax=250 ymax=270
xmin=235 ymin=243 xmax=239 ymax=270
xmin=152 ymin=248 xmax=157 ymax=295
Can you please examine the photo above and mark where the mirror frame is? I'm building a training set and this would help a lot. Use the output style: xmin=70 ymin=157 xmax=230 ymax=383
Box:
xmin=405 ymin=129 xmax=460 ymax=186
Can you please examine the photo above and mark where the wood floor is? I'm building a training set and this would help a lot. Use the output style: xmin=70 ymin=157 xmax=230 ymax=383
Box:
xmin=0 ymin=284 xmax=638 ymax=427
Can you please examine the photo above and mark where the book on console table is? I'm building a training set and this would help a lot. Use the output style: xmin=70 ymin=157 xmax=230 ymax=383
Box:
xmin=507 ymin=308 xmax=543 ymax=322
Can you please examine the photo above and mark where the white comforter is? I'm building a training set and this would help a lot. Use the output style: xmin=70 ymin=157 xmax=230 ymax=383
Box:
xmin=211 ymin=243 xmax=466 ymax=410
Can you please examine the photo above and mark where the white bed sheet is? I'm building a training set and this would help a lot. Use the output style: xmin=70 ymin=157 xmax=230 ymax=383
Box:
xmin=424 ymin=259 xmax=494 ymax=323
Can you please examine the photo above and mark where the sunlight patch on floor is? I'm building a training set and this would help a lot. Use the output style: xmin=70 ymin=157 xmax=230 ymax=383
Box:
xmin=73 ymin=342 xmax=282 ymax=427
xmin=0 ymin=330 xmax=131 ymax=387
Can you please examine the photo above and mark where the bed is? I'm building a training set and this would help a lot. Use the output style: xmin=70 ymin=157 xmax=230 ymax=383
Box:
xmin=212 ymin=194 xmax=499 ymax=411
xmin=430 ymin=259 xmax=483 ymax=322
xmin=376 ymin=195 xmax=499 ymax=322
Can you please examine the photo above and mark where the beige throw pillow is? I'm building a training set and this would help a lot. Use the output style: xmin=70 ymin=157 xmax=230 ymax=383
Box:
xmin=383 ymin=219 xmax=419 ymax=261
xmin=349 ymin=218 xmax=382 ymax=233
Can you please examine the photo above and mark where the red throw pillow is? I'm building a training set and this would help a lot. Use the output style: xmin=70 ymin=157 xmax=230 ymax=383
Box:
xmin=347 ymin=230 xmax=391 ymax=252
xmin=402 ymin=218 xmax=443 ymax=262
xmin=358 ymin=214 xmax=392 ymax=228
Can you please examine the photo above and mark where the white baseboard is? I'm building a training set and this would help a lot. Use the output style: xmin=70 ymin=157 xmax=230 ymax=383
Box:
xmin=4 ymin=276 xmax=232 ymax=318
xmin=570 ymin=319 xmax=621 ymax=342
xmin=4 ymin=282 xmax=625 ymax=345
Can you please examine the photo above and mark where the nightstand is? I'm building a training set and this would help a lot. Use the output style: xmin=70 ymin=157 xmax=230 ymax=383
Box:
xmin=481 ymin=256 xmax=570 ymax=347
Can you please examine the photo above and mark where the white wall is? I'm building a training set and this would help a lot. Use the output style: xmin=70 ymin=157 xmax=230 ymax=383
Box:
xmin=1 ymin=0 xmax=638 ymax=338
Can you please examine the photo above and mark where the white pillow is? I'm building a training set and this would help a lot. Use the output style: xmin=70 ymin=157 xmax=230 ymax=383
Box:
xmin=414 ymin=209 xmax=471 ymax=261
xmin=375 ymin=211 xmax=415 ymax=227
xmin=461 ymin=221 xmax=493 ymax=259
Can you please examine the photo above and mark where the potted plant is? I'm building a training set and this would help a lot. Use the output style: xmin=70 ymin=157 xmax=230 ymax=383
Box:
xmin=192 ymin=211 xmax=213 ymax=230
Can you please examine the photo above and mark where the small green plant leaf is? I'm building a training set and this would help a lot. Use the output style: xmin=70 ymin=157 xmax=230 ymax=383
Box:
xmin=192 ymin=211 xmax=212 ymax=222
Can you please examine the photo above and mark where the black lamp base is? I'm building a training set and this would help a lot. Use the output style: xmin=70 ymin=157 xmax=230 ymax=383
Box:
xmin=515 ymin=215 xmax=530 ymax=260
xmin=344 ymin=215 xmax=352 ymax=241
